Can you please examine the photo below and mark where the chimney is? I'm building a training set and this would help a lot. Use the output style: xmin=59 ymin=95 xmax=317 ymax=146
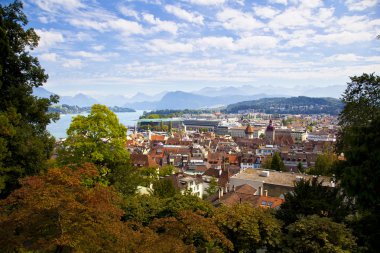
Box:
xmin=218 ymin=188 xmax=221 ymax=199
xmin=264 ymin=190 xmax=268 ymax=196
xmin=232 ymin=185 xmax=235 ymax=192
xmin=258 ymin=186 xmax=262 ymax=196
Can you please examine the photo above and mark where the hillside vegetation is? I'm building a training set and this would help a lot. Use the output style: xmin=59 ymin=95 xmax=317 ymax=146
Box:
xmin=225 ymin=96 xmax=343 ymax=115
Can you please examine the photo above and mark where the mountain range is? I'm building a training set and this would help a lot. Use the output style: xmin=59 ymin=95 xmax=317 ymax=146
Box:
xmin=33 ymin=84 xmax=345 ymax=110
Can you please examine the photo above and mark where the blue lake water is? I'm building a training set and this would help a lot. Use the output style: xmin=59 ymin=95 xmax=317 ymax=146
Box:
xmin=47 ymin=110 xmax=145 ymax=139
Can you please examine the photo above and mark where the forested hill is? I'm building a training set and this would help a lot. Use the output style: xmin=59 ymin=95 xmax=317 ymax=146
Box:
xmin=225 ymin=96 xmax=343 ymax=115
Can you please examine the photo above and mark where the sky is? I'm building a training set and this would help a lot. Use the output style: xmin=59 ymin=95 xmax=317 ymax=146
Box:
xmin=8 ymin=0 xmax=380 ymax=97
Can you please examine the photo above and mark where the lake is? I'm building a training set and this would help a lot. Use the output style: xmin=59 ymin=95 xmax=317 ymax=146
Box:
xmin=47 ymin=110 xmax=145 ymax=139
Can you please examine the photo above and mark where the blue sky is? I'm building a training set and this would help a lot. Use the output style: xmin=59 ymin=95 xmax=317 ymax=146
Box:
xmin=12 ymin=0 xmax=380 ymax=97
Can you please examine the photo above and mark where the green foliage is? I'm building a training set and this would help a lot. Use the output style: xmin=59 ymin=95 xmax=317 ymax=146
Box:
xmin=215 ymin=204 xmax=283 ymax=252
xmin=149 ymin=210 xmax=233 ymax=252
xmin=159 ymin=165 xmax=175 ymax=176
xmin=205 ymin=177 xmax=219 ymax=196
xmin=276 ymin=178 xmax=352 ymax=225
xmin=307 ymin=152 xmax=337 ymax=176
xmin=58 ymin=104 xmax=129 ymax=168
xmin=271 ymin=153 xmax=285 ymax=171
xmin=122 ymin=195 xmax=165 ymax=225
xmin=0 ymin=1 xmax=58 ymax=197
xmin=336 ymin=73 xmax=380 ymax=252
xmin=283 ymin=215 xmax=356 ymax=253
xmin=161 ymin=194 xmax=215 ymax=218
xmin=57 ymin=104 xmax=137 ymax=195
xmin=152 ymin=179 xmax=178 ymax=198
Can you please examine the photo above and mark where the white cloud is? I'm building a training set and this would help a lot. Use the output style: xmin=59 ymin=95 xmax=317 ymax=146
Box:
xmin=108 ymin=18 xmax=145 ymax=36
xmin=235 ymin=36 xmax=278 ymax=50
xmin=119 ymin=6 xmax=139 ymax=20
xmin=253 ymin=6 xmax=280 ymax=19
xmin=299 ymin=0 xmax=323 ymax=9
xmin=35 ymin=29 xmax=64 ymax=50
xmin=62 ymin=58 xmax=83 ymax=68
xmin=69 ymin=19 xmax=108 ymax=31
xmin=39 ymin=52 xmax=58 ymax=61
xmin=217 ymin=8 xmax=263 ymax=31
xmin=32 ymin=0 xmax=84 ymax=12
xmin=314 ymin=31 xmax=373 ymax=45
xmin=69 ymin=51 xmax=118 ymax=62
xmin=345 ymin=0 xmax=378 ymax=11
xmin=195 ymin=36 xmax=235 ymax=50
xmin=336 ymin=15 xmax=379 ymax=32
xmin=281 ymin=29 xmax=316 ymax=48
xmin=142 ymin=13 xmax=178 ymax=34
xmin=165 ymin=5 xmax=204 ymax=25
xmin=189 ymin=0 xmax=225 ymax=5
xmin=147 ymin=40 xmax=193 ymax=54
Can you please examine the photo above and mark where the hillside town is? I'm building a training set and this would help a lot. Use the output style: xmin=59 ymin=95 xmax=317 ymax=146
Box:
xmin=123 ymin=112 xmax=338 ymax=206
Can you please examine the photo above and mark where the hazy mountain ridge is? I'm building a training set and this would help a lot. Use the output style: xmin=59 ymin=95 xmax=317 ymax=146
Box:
xmin=34 ymin=86 xmax=344 ymax=111
xmin=225 ymin=96 xmax=343 ymax=115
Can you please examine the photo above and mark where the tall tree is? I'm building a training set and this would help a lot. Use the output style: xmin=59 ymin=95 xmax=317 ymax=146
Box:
xmin=276 ymin=178 xmax=351 ymax=225
xmin=57 ymin=104 xmax=137 ymax=195
xmin=0 ymin=163 xmax=132 ymax=252
xmin=271 ymin=152 xmax=285 ymax=171
xmin=0 ymin=1 xmax=58 ymax=197
xmin=215 ymin=204 xmax=283 ymax=252
xmin=283 ymin=215 xmax=356 ymax=253
xmin=307 ymin=151 xmax=337 ymax=176
xmin=335 ymin=73 xmax=380 ymax=252
xmin=152 ymin=179 xmax=178 ymax=198
xmin=337 ymin=73 xmax=380 ymax=152
xmin=150 ymin=211 xmax=233 ymax=252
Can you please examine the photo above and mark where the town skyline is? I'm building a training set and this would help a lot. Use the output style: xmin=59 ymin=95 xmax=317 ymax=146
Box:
xmin=12 ymin=0 xmax=380 ymax=97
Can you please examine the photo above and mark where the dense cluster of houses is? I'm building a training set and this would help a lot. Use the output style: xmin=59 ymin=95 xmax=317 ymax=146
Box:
xmin=127 ymin=113 xmax=338 ymax=208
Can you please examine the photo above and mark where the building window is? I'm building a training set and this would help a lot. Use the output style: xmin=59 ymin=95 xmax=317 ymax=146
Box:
xmin=261 ymin=201 xmax=267 ymax=206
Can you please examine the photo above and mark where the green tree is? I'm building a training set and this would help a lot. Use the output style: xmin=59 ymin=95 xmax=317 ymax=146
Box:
xmin=276 ymin=178 xmax=351 ymax=226
xmin=337 ymin=73 xmax=380 ymax=153
xmin=152 ymin=179 xmax=178 ymax=198
xmin=335 ymin=73 xmax=380 ymax=252
xmin=271 ymin=152 xmax=285 ymax=171
xmin=0 ymin=1 xmax=59 ymax=197
xmin=58 ymin=104 xmax=128 ymax=168
xmin=159 ymin=165 xmax=175 ymax=177
xmin=205 ymin=177 xmax=219 ymax=197
xmin=57 ymin=104 xmax=138 ymax=195
xmin=215 ymin=204 xmax=283 ymax=252
xmin=283 ymin=215 xmax=356 ymax=253
xmin=307 ymin=152 xmax=337 ymax=176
